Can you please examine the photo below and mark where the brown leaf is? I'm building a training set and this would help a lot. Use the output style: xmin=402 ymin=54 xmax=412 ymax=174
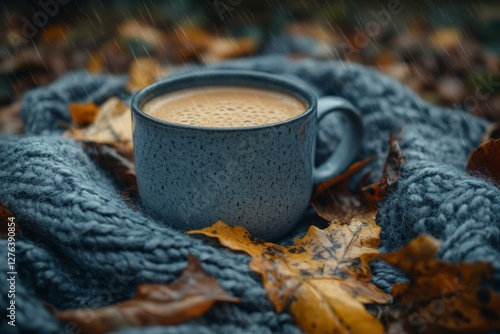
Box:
xmin=0 ymin=204 xmax=19 ymax=238
xmin=430 ymin=28 xmax=463 ymax=50
xmin=82 ymin=143 xmax=138 ymax=198
xmin=312 ymin=135 xmax=404 ymax=223
xmin=57 ymin=255 xmax=239 ymax=334
xmin=170 ymin=26 xmax=213 ymax=62
xmin=381 ymin=235 xmax=500 ymax=333
xmin=118 ymin=20 xmax=168 ymax=51
xmin=362 ymin=134 xmax=405 ymax=205
xmin=86 ymin=51 xmax=104 ymax=74
xmin=125 ymin=58 xmax=171 ymax=92
xmin=200 ymin=38 xmax=257 ymax=64
xmin=481 ymin=122 xmax=500 ymax=142
xmin=64 ymin=97 xmax=133 ymax=155
xmin=0 ymin=101 xmax=24 ymax=135
xmin=69 ymin=102 xmax=99 ymax=128
xmin=189 ymin=219 xmax=390 ymax=334
xmin=311 ymin=157 xmax=376 ymax=222
xmin=467 ymin=139 xmax=500 ymax=186
xmin=381 ymin=134 xmax=405 ymax=185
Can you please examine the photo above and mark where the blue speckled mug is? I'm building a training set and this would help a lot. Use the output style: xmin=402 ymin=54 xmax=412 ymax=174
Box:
xmin=132 ymin=70 xmax=363 ymax=240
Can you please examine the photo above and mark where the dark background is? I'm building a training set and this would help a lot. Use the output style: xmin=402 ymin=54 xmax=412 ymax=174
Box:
xmin=1 ymin=0 xmax=499 ymax=133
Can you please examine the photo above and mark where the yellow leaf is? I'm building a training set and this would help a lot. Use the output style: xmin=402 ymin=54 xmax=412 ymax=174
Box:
xmin=188 ymin=217 xmax=390 ymax=334
xmin=64 ymin=97 xmax=132 ymax=155
xmin=125 ymin=58 xmax=172 ymax=92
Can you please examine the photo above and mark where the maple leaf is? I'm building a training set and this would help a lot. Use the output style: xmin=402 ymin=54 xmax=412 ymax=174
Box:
xmin=381 ymin=235 xmax=500 ymax=333
xmin=467 ymin=138 xmax=500 ymax=186
xmin=57 ymin=255 xmax=239 ymax=334
xmin=188 ymin=219 xmax=390 ymax=334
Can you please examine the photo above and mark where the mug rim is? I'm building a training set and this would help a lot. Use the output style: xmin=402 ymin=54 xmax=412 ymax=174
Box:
xmin=131 ymin=69 xmax=317 ymax=132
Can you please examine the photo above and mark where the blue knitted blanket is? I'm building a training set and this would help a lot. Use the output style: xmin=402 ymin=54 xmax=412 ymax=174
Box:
xmin=1 ymin=57 xmax=499 ymax=334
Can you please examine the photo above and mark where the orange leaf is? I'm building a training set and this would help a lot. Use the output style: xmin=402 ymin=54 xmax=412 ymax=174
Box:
xmin=64 ymin=97 xmax=133 ymax=155
xmin=57 ymin=255 xmax=239 ymax=334
xmin=467 ymin=139 xmax=500 ymax=186
xmin=189 ymin=219 xmax=390 ymax=334
xmin=381 ymin=235 xmax=500 ymax=333
xmin=69 ymin=102 xmax=99 ymax=128
xmin=0 ymin=204 xmax=19 ymax=238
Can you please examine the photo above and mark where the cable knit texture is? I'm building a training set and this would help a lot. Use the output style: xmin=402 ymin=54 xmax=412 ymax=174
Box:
xmin=1 ymin=57 xmax=499 ymax=334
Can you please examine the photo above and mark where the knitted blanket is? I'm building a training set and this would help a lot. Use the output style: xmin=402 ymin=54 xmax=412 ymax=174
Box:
xmin=1 ymin=57 xmax=499 ymax=334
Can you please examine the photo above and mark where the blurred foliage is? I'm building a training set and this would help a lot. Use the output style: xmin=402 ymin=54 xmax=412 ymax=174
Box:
xmin=1 ymin=0 xmax=499 ymax=133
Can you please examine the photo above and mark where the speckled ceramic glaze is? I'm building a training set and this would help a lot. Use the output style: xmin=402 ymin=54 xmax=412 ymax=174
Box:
xmin=132 ymin=70 xmax=363 ymax=240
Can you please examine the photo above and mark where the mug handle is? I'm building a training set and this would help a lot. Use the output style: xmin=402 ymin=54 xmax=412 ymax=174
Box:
xmin=313 ymin=97 xmax=364 ymax=185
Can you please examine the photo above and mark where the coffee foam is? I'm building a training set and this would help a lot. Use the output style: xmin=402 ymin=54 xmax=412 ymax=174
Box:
xmin=143 ymin=86 xmax=306 ymax=128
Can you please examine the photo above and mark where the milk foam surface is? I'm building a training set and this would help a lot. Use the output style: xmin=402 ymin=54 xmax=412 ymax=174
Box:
xmin=143 ymin=86 xmax=306 ymax=128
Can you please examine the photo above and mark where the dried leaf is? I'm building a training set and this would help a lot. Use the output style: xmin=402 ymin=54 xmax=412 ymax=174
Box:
xmin=170 ymin=26 xmax=213 ymax=62
xmin=467 ymin=139 xmax=500 ymax=186
xmin=189 ymin=219 xmax=390 ymax=334
xmin=118 ymin=20 xmax=168 ymax=51
xmin=82 ymin=143 xmax=138 ymax=198
xmin=311 ymin=157 xmax=376 ymax=222
xmin=69 ymin=102 xmax=99 ymax=128
xmin=0 ymin=204 xmax=19 ymax=238
xmin=0 ymin=101 xmax=23 ymax=135
xmin=125 ymin=58 xmax=171 ymax=92
xmin=430 ymin=28 xmax=463 ymax=50
xmin=481 ymin=122 xmax=500 ymax=142
xmin=57 ymin=255 xmax=239 ymax=334
xmin=64 ymin=97 xmax=133 ymax=155
xmin=381 ymin=235 xmax=500 ymax=333
xmin=200 ymin=38 xmax=257 ymax=64
xmin=363 ymin=134 xmax=404 ymax=205
xmin=86 ymin=51 xmax=104 ymax=74
xmin=382 ymin=134 xmax=405 ymax=185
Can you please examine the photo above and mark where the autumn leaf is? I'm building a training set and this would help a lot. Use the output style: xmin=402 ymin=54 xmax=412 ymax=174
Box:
xmin=362 ymin=134 xmax=404 ymax=206
xmin=200 ymin=38 xmax=258 ymax=64
xmin=381 ymin=235 xmax=500 ymax=333
xmin=69 ymin=102 xmax=99 ymax=128
xmin=311 ymin=135 xmax=404 ymax=222
xmin=118 ymin=20 xmax=168 ymax=51
xmin=467 ymin=139 xmax=500 ymax=186
xmin=0 ymin=203 xmax=19 ymax=238
xmin=57 ymin=254 xmax=239 ymax=334
xmin=0 ymin=101 xmax=24 ymax=135
xmin=189 ymin=220 xmax=390 ymax=334
xmin=311 ymin=157 xmax=376 ymax=222
xmin=170 ymin=26 xmax=213 ymax=62
xmin=64 ymin=97 xmax=133 ymax=156
xmin=82 ymin=143 xmax=138 ymax=199
xmin=482 ymin=122 xmax=500 ymax=142
xmin=125 ymin=58 xmax=172 ymax=92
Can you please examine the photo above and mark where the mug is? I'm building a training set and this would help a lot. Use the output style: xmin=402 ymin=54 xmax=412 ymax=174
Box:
xmin=131 ymin=70 xmax=363 ymax=240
